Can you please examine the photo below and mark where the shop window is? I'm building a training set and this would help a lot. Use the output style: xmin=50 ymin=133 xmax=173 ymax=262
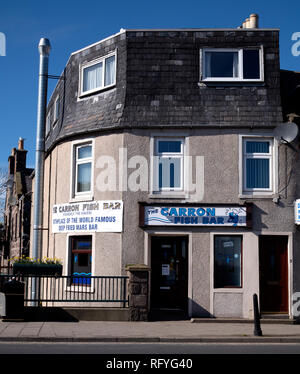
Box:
xmin=69 ymin=236 xmax=92 ymax=285
xmin=242 ymin=138 xmax=273 ymax=193
xmin=73 ymin=141 xmax=93 ymax=198
xmin=201 ymin=48 xmax=263 ymax=82
xmin=152 ymin=138 xmax=185 ymax=193
xmin=80 ymin=52 xmax=116 ymax=96
xmin=214 ymin=236 xmax=242 ymax=288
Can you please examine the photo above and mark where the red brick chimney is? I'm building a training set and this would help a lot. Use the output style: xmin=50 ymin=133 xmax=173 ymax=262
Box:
xmin=9 ymin=138 xmax=27 ymax=174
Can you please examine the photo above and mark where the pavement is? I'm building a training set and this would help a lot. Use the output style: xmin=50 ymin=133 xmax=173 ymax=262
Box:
xmin=1 ymin=318 xmax=300 ymax=343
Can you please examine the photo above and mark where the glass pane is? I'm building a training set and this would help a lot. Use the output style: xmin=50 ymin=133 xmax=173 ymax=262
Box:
xmin=246 ymin=158 xmax=270 ymax=188
xmin=78 ymin=145 xmax=92 ymax=159
xmin=243 ymin=50 xmax=260 ymax=79
xmin=46 ymin=115 xmax=50 ymax=134
xmin=104 ymin=55 xmax=116 ymax=86
xmin=246 ymin=141 xmax=269 ymax=153
xmin=71 ymin=237 xmax=92 ymax=282
xmin=205 ymin=51 xmax=238 ymax=78
xmin=214 ymin=236 xmax=242 ymax=288
xmin=55 ymin=99 xmax=59 ymax=119
xmin=158 ymin=157 xmax=181 ymax=188
xmin=158 ymin=140 xmax=182 ymax=153
xmin=77 ymin=162 xmax=91 ymax=192
xmin=83 ymin=62 xmax=103 ymax=92
xmin=73 ymin=238 xmax=92 ymax=250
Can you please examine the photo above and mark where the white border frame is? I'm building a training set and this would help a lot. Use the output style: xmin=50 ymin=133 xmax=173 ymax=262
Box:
xmin=65 ymin=233 xmax=96 ymax=293
xmin=242 ymin=137 xmax=273 ymax=193
xmin=45 ymin=111 xmax=51 ymax=138
xmin=149 ymin=131 xmax=190 ymax=198
xmin=53 ymin=95 xmax=60 ymax=127
xmin=78 ymin=51 xmax=117 ymax=98
xmin=70 ymin=138 xmax=95 ymax=202
xmin=238 ymin=134 xmax=278 ymax=198
xmin=154 ymin=137 xmax=184 ymax=192
xmin=200 ymin=46 xmax=264 ymax=83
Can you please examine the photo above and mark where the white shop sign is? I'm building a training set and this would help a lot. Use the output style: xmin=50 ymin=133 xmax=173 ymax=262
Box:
xmin=52 ymin=200 xmax=123 ymax=233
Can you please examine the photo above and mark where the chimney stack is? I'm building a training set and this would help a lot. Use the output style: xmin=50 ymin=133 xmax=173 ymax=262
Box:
xmin=241 ymin=13 xmax=259 ymax=29
xmin=249 ymin=13 xmax=259 ymax=28
xmin=18 ymin=137 xmax=24 ymax=150
xmin=9 ymin=138 xmax=27 ymax=173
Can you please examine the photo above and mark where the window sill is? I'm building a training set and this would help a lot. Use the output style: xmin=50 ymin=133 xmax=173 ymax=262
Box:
xmin=198 ymin=81 xmax=265 ymax=87
xmin=149 ymin=193 xmax=188 ymax=200
xmin=213 ymin=288 xmax=243 ymax=292
xmin=239 ymin=193 xmax=276 ymax=200
xmin=69 ymin=195 xmax=94 ymax=203
xmin=78 ymin=84 xmax=116 ymax=100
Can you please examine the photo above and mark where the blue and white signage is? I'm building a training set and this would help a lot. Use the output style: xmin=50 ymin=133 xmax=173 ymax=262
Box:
xmin=52 ymin=200 xmax=123 ymax=233
xmin=295 ymin=199 xmax=300 ymax=225
xmin=143 ymin=206 xmax=247 ymax=227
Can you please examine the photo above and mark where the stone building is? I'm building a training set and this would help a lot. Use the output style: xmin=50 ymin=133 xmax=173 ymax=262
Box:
xmin=31 ymin=15 xmax=300 ymax=319
xmin=3 ymin=138 xmax=33 ymax=266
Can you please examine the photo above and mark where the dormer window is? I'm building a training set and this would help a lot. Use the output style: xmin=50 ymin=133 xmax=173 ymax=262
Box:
xmin=46 ymin=112 xmax=51 ymax=137
xmin=53 ymin=96 xmax=60 ymax=126
xmin=80 ymin=52 xmax=116 ymax=97
xmin=201 ymin=47 xmax=263 ymax=82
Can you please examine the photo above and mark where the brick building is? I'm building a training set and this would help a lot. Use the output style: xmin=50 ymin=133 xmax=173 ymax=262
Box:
xmin=3 ymin=138 xmax=33 ymax=266
xmin=30 ymin=15 xmax=300 ymax=319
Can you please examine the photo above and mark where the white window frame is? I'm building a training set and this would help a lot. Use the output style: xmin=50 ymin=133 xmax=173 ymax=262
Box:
xmin=65 ymin=233 xmax=95 ymax=293
xmin=45 ymin=111 xmax=51 ymax=137
xmin=200 ymin=47 xmax=264 ymax=82
xmin=239 ymin=135 xmax=277 ymax=197
xmin=79 ymin=51 xmax=116 ymax=97
xmin=151 ymin=137 xmax=185 ymax=195
xmin=70 ymin=139 xmax=94 ymax=201
xmin=53 ymin=95 xmax=59 ymax=126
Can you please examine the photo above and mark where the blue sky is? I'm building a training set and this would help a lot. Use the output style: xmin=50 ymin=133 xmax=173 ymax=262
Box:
xmin=0 ymin=0 xmax=300 ymax=169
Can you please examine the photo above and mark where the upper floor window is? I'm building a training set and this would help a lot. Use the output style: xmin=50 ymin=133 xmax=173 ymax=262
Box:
xmin=73 ymin=142 xmax=93 ymax=197
xmin=80 ymin=52 xmax=116 ymax=96
xmin=53 ymin=96 xmax=60 ymax=125
xmin=152 ymin=138 xmax=185 ymax=193
xmin=201 ymin=47 xmax=263 ymax=82
xmin=242 ymin=138 xmax=273 ymax=193
xmin=46 ymin=112 xmax=51 ymax=137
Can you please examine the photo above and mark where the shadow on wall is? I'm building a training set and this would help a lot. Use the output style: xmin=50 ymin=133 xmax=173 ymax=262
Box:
xmin=24 ymin=307 xmax=79 ymax=322
xmin=251 ymin=204 xmax=268 ymax=231
xmin=148 ymin=300 xmax=213 ymax=321
xmin=189 ymin=299 xmax=213 ymax=318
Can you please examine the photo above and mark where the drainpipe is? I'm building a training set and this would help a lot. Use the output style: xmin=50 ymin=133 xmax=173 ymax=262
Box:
xmin=31 ymin=38 xmax=51 ymax=303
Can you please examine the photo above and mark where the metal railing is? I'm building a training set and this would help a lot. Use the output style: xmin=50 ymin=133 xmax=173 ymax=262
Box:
xmin=0 ymin=274 xmax=129 ymax=307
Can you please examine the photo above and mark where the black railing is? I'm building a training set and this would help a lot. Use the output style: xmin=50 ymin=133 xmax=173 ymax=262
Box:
xmin=0 ymin=274 xmax=129 ymax=307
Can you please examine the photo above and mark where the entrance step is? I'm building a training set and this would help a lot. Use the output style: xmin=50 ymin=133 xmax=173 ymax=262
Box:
xmin=149 ymin=309 xmax=189 ymax=321
xmin=261 ymin=313 xmax=289 ymax=319
xmin=191 ymin=317 xmax=294 ymax=324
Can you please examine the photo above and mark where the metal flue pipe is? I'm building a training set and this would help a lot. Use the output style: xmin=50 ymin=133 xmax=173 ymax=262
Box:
xmin=31 ymin=38 xmax=50 ymax=302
